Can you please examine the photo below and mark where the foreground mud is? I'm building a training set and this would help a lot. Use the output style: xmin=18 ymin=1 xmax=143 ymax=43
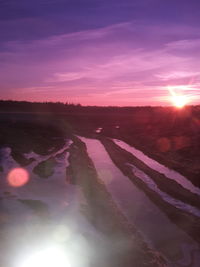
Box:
xmin=33 ymin=157 xmax=57 ymax=178
xmin=67 ymin=136 xmax=167 ymax=267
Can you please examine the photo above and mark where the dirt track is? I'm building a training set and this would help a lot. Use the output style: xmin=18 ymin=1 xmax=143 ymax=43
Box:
xmin=101 ymin=137 xmax=200 ymax=245
xmin=67 ymin=136 xmax=167 ymax=267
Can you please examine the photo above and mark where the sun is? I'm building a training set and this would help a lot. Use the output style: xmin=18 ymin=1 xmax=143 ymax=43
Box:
xmin=172 ymin=94 xmax=187 ymax=108
xmin=168 ymin=86 xmax=188 ymax=108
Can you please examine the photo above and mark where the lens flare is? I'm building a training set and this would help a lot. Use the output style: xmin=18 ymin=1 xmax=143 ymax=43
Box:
xmin=18 ymin=246 xmax=70 ymax=267
xmin=7 ymin=168 xmax=29 ymax=187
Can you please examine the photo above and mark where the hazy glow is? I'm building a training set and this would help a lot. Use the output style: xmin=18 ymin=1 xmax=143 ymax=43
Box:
xmin=18 ymin=245 xmax=70 ymax=267
xmin=168 ymin=87 xmax=188 ymax=108
xmin=7 ymin=168 xmax=29 ymax=187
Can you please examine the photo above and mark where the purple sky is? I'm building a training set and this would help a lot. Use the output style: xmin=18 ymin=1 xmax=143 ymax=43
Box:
xmin=0 ymin=0 xmax=200 ymax=106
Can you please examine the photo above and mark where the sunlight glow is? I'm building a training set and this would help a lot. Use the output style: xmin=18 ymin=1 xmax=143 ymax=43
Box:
xmin=168 ymin=86 xmax=188 ymax=108
xmin=18 ymin=245 xmax=70 ymax=267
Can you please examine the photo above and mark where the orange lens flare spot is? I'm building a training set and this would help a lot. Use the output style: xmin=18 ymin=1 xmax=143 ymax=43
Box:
xmin=7 ymin=168 xmax=29 ymax=187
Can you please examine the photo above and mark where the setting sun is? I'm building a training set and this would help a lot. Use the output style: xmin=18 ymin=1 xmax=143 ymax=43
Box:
xmin=172 ymin=94 xmax=188 ymax=108
xmin=168 ymin=86 xmax=188 ymax=108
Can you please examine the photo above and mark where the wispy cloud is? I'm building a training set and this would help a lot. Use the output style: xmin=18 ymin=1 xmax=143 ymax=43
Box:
xmin=165 ymin=39 xmax=200 ymax=50
xmin=155 ymin=71 xmax=200 ymax=81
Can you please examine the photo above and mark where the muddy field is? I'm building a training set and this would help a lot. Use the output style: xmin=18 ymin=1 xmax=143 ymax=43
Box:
xmin=0 ymin=107 xmax=200 ymax=267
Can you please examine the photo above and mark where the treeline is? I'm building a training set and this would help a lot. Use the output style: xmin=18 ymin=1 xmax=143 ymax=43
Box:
xmin=0 ymin=100 xmax=199 ymax=116
xmin=0 ymin=100 xmax=81 ymax=113
xmin=0 ymin=100 xmax=157 ymax=114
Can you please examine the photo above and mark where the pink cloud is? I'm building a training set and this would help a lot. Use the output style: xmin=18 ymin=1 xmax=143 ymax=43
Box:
xmin=1 ymin=21 xmax=200 ymax=106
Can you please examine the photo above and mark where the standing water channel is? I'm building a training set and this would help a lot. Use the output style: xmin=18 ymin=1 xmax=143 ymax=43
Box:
xmin=113 ymin=139 xmax=200 ymax=196
xmin=80 ymin=136 xmax=200 ymax=267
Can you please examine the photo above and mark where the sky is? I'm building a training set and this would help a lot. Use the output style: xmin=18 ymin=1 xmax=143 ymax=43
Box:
xmin=0 ymin=0 xmax=200 ymax=106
